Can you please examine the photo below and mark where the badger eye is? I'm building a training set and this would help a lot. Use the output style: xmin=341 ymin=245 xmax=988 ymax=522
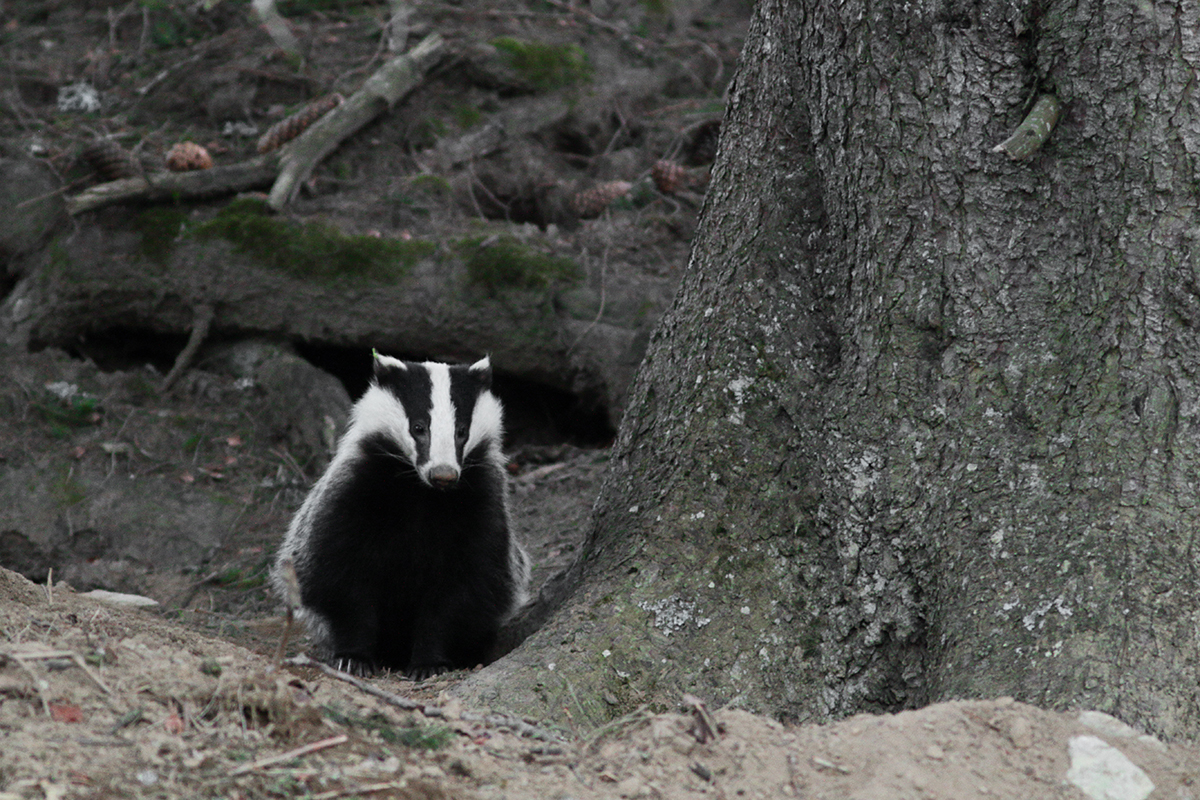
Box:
xmin=411 ymin=421 xmax=428 ymax=437
xmin=455 ymin=424 xmax=469 ymax=442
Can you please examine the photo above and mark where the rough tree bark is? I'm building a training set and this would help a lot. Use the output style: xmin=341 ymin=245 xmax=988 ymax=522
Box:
xmin=462 ymin=0 xmax=1200 ymax=738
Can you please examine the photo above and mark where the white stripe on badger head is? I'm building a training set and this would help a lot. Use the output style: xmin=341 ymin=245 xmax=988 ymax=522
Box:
xmin=465 ymin=390 xmax=504 ymax=465
xmin=423 ymin=362 xmax=459 ymax=482
xmin=349 ymin=384 xmax=417 ymax=463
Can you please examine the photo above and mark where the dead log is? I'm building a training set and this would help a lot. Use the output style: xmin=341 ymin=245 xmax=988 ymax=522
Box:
xmin=0 ymin=224 xmax=665 ymax=428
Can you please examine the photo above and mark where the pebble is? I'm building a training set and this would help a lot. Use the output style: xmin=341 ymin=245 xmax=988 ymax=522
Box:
xmin=1007 ymin=715 xmax=1033 ymax=749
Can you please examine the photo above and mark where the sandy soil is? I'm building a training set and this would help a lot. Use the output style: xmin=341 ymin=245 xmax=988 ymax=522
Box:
xmin=3 ymin=564 xmax=1199 ymax=799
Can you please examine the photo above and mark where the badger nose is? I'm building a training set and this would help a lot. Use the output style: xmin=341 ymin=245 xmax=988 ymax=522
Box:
xmin=428 ymin=465 xmax=459 ymax=488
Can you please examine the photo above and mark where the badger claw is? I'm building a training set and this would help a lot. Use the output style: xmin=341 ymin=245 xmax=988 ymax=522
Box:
xmin=332 ymin=656 xmax=376 ymax=677
xmin=406 ymin=663 xmax=451 ymax=681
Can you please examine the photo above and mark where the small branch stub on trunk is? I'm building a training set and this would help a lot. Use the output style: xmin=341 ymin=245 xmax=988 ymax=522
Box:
xmin=991 ymin=94 xmax=1061 ymax=161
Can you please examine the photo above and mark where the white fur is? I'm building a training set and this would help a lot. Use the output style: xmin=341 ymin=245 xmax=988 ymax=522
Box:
xmin=422 ymin=361 xmax=458 ymax=482
xmin=374 ymin=353 xmax=407 ymax=370
xmin=348 ymin=384 xmax=417 ymax=464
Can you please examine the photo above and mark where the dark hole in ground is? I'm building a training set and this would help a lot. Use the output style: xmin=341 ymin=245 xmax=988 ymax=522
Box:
xmin=62 ymin=327 xmax=613 ymax=449
xmin=67 ymin=326 xmax=191 ymax=374
xmin=294 ymin=341 xmax=615 ymax=449
xmin=469 ymin=180 xmax=548 ymax=227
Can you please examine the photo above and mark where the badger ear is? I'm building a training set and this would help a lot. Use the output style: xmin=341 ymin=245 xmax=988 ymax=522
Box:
xmin=373 ymin=350 xmax=407 ymax=379
xmin=469 ymin=356 xmax=492 ymax=389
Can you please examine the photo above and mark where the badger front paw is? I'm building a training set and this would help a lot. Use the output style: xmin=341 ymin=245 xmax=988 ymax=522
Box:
xmin=330 ymin=655 xmax=376 ymax=677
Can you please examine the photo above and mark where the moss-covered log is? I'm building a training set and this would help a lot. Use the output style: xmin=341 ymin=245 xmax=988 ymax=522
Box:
xmin=0 ymin=203 xmax=669 ymax=426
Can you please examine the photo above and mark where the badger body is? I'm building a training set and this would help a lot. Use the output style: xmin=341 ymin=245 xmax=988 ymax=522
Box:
xmin=273 ymin=355 xmax=530 ymax=678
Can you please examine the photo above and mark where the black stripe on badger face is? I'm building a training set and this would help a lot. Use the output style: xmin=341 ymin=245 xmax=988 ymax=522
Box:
xmin=372 ymin=355 xmax=495 ymax=488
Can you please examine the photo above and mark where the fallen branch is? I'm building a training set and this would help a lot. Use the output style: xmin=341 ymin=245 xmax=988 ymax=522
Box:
xmin=268 ymin=32 xmax=445 ymax=209
xmin=64 ymin=33 xmax=445 ymax=216
xmin=65 ymin=155 xmax=278 ymax=215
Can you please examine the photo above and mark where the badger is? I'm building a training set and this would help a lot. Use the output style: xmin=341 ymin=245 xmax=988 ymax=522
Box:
xmin=272 ymin=353 xmax=530 ymax=678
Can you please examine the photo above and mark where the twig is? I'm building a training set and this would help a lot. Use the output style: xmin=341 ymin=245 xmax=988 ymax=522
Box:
xmin=162 ymin=303 xmax=215 ymax=391
xmin=6 ymin=653 xmax=51 ymax=717
xmin=284 ymin=655 xmax=565 ymax=742
xmin=136 ymin=49 xmax=207 ymax=97
xmin=1 ymin=644 xmax=113 ymax=698
xmin=682 ymin=693 xmax=720 ymax=743
xmin=540 ymin=0 xmax=652 ymax=47
xmin=287 ymin=655 xmax=434 ymax=714
xmin=230 ymin=734 xmax=348 ymax=775
xmin=568 ymin=238 xmax=611 ymax=354
xmin=252 ymin=0 xmax=302 ymax=62
xmin=311 ymin=782 xmax=408 ymax=800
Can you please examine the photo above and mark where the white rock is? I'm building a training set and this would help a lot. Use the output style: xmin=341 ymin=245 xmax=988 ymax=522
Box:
xmin=1078 ymin=711 xmax=1142 ymax=739
xmin=1078 ymin=711 xmax=1165 ymax=751
xmin=81 ymin=589 xmax=159 ymax=608
xmin=1065 ymin=735 xmax=1154 ymax=800
xmin=57 ymin=82 xmax=101 ymax=113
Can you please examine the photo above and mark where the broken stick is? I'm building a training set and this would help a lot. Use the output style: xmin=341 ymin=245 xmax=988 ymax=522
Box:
xmin=268 ymin=32 xmax=445 ymax=209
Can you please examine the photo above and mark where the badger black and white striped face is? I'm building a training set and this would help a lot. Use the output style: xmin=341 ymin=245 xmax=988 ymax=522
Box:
xmin=353 ymin=354 xmax=503 ymax=488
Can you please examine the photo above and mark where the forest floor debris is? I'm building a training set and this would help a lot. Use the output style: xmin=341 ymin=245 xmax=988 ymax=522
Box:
xmin=3 ymin=565 xmax=1200 ymax=799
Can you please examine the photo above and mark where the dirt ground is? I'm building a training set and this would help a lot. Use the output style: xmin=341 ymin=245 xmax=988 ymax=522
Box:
xmin=3 ymin=563 xmax=1200 ymax=800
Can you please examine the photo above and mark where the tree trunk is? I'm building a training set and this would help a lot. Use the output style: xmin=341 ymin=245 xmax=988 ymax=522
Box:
xmin=463 ymin=0 xmax=1200 ymax=738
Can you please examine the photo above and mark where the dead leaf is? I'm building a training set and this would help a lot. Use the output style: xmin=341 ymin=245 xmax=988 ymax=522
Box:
xmin=49 ymin=703 xmax=84 ymax=723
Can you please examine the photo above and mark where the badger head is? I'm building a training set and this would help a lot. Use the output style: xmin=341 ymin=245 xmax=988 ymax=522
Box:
xmin=353 ymin=353 xmax=503 ymax=488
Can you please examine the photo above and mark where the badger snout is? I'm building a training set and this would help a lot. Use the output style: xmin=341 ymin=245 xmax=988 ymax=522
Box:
xmin=427 ymin=464 xmax=459 ymax=489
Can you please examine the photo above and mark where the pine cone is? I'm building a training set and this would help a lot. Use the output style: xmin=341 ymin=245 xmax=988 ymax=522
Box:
xmin=256 ymin=93 xmax=344 ymax=154
xmin=685 ymin=118 xmax=721 ymax=165
xmin=651 ymin=159 xmax=710 ymax=195
xmin=651 ymin=160 xmax=687 ymax=193
xmin=81 ymin=139 xmax=137 ymax=181
xmin=570 ymin=180 xmax=632 ymax=219
xmin=165 ymin=142 xmax=213 ymax=172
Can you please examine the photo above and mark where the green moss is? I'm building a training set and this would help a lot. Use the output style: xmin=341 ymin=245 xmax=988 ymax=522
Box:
xmin=460 ymin=235 xmax=581 ymax=291
xmin=321 ymin=706 xmax=452 ymax=750
xmin=278 ymin=0 xmax=375 ymax=15
xmin=33 ymin=392 xmax=102 ymax=437
xmin=191 ymin=198 xmax=435 ymax=284
xmin=407 ymin=174 xmax=452 ymax=197
xmin=52 ymin=465 xmax=86 ymax=508
xmin=46 ymin=240 xmax=73 ymax=277
xmin=135 ymin=208 xmax=189 ymax=264
xmin=452 ymin=104 xmax=483 ymax=129
xmin=491 ymin=37 xmax=591 ymax=91
xmin=211 ymin=566 xmax=267 ymax=590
